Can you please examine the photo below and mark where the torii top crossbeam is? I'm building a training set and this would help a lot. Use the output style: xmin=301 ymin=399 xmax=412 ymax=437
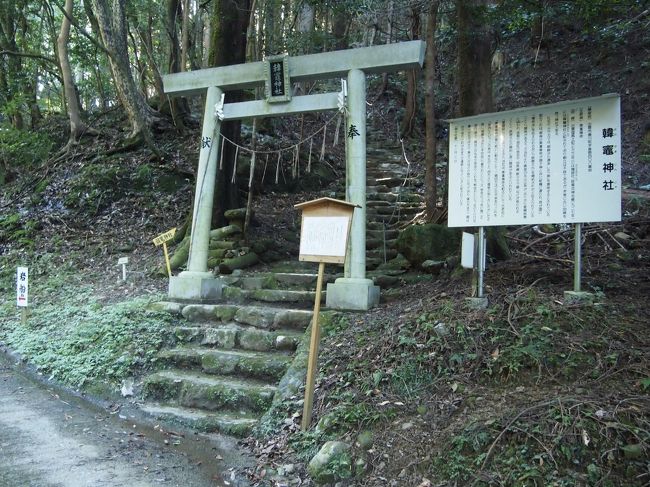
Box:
xmin=163 ymin=41 xmax=425 ymax=96
xmin=164 ymin=41 xmax=425 ymax=311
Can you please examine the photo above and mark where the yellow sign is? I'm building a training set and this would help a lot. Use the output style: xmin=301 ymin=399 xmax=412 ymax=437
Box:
xmin=153 ymin=228 xmax=177 ymax=278
xmin=153 ymin=228 xmax=176 ymax=247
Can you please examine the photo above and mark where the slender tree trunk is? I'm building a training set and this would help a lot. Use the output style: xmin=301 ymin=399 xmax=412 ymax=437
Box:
xmin=331 ymin=7 xmax=348 ymax=50
xmin=0 ymin=5 xmax=25 ymax=129
xmin=57 ymin=0 xmax=96 ymax=145
xmin=457 ymin=0 xmax=509 ymax=261
xmin=457 ymin=0 xmax=492 ymax=116
xmin=180 ymin=0 xmax=190 ymax=71
xmin=137 ymin=15 xmax=166 ymax=103
xmin=400 ymin=8 xmax=420 ymax=138
xmin=208 ymin=0 xmax=251 ymax=227
xmin=263 ymin=0 xmax=278 ymax=54
xmin=166 ymin=0 xmax=189 ymax=124
xmin=91 ymin=0 xmax=159 ymax=149
xmin=424 ymin=1 xmax=439 ymax=219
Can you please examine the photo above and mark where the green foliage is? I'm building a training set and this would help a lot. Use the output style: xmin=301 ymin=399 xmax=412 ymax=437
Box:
xmin=0 ymin=287 xmax=172 ymax=390
xmin=0 ymin=124 xmax=53 ymax=170
xmin=0 ymin=213 xmax=39 ymax=248
xmin=493 ymin=0 xmax=646 ymax=39
xmin=431 ymin=400 xmax=650 ymax=485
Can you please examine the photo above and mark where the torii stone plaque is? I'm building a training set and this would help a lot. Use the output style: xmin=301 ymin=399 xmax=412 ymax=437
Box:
xmin=163 ymin=41 xmax=425 ymax=310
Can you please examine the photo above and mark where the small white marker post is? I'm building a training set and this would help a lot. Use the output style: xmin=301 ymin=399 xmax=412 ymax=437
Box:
xmin=16 ymin=266 xmax=28 ymax=324
xmin=118 ymin=257 xmax=129 ymax=281
xmin=294 ymin=197 xmax=358 ymax=431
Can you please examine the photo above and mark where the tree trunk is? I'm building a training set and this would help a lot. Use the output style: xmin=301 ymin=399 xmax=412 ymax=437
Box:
xmin=457 ymin=0 xmax=509 ymax=260
xmin=263 ymin=0 xmax=278 ymax=54
xmin=457 ymin=0 xmax=493 ymax=116
xmin=58 ymin=0 xmax=95 ymax=144
xmin=165 ymin=0 xmax=189 ymax=124
xmin=331 ymin=7 xmax=348 ymax=50
xmin=424 ymin=2 xmax=439 ymax=219
xmin=91 ymin=0 xmax=159 ymax=149
xmin=180 ymin=0 xmax=190 ymax=71
xmin=0 ymin=4 xmax=25 ymax=129
xmin=400 ymin=8 xmax=420 ymax=138
xmin=208 ymin=0 xmax=251 ymax=227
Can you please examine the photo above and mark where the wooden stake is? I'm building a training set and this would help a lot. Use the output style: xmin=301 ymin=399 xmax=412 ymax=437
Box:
xmin=301 ymin=260 xmax=325 ymax=431
xmin=21 ymin=308 xmax=27 ymax=325
xmin=163 ymin=242 xmax=172 ymax=278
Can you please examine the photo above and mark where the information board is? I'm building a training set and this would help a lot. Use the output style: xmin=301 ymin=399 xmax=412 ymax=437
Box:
xmin=448 ymin=94 xmax=621 ymax=227
xmin=299 ymin=216 xmax=350 ymax=263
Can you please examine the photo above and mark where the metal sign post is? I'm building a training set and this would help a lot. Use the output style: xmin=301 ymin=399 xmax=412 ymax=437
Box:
xmin=574 ymin=223 xmax=582 ymax=292
xmin=477 ymin=226 xmax=486 ymax=298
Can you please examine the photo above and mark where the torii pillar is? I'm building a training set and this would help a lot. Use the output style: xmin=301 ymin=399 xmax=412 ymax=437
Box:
xmin=324 ymin=68 xmax=378 ymax=310
xmin=162 ymin=41 xmax=425 ymax=309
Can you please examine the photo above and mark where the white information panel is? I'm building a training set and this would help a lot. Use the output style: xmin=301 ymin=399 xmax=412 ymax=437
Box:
xmin=17 ymin=266 xmax=28 ymax=307
xmin=299 ymin=216 xmax=349 ymax=258
xmin=461 ymin=232 xmax=475 ymax=269
xmin=448 ymin=94 xmax=621 ymax=227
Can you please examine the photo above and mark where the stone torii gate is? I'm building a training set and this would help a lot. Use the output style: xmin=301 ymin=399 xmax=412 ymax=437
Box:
xmin=163 ymin=41 xmax=425 ymax=310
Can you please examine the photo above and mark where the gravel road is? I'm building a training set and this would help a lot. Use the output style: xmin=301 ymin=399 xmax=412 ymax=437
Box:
xmin=0 ymin=359 xmax=251 ymax=487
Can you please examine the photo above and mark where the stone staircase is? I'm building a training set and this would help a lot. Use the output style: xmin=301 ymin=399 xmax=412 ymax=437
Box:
xmin=140 ymin=135 xmax=419 ymax=437
xmin=332 ymin=137 xmax=425 ymax=269
xmin=143 ymin=299 xmax=313 ymax=437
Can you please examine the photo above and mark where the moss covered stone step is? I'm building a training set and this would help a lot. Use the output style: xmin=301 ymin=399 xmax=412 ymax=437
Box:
xmin=366 ymin=184 xmax=391 ymax=193
xmin=368 ymin=248 xmax=398 ymax=261
xmin=158 ymin=348 xmax=292 ymax=381
xmin=174 ymin=325 xmax=303 ymax=352
xmin=366 ymin=257 xmax=383 ymax=269
xmin=368 ymin=192 xmax=423 ymax=203
xmin=220 ymin=272 xmax=336 ymax=291
xmin=366 ymin=150 xmax=403 ymax=162
xmin=368 ymin=205 xmax=422 ymax=217
xmin=181 ymin=304 xmax=312 ymax=329
xmin=366 ymin=200 xmax=392 ymax=208
xmin=222 ymin=287 xmax=325 ymax=306
xmin=143 ymin=370 xmax=277 ymax=413
xmin=367 ymin=228 xmax=399 ymax=240
xmin=141 ymin=403 xmax=258 ymax=437
xmin=374 ymin=176 xmax=421 ymax=187
xmin=366 ymin=237 xmax=398 ymax=250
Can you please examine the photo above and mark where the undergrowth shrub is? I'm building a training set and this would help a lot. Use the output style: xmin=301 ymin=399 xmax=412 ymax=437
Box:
xmin=0 ymin=287 xmax=172 ymax=390
xmin=0 ymin=123 xmax=53 ymax=183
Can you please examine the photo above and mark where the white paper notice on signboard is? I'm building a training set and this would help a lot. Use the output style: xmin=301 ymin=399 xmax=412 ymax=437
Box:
xmin=299 ymin=216 xmax=349 ymax=259
xmin=16 ymin=266 xmax=28 ymax=307
xmin=448 ymin=94 xmax=621 ymax=227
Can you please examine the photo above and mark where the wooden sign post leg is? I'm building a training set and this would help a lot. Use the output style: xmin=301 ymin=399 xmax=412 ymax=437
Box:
xmin=302 ymin=261 xmax=326 ymax=431
xmin=163 ymin=243 xmax=172 ymax=278
xmin=21 ymin=308 xmax=27 ymax=325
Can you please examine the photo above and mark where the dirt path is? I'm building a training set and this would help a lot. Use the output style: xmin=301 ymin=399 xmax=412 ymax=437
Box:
xmin=0 ymin=360 xmax=249 ymax=487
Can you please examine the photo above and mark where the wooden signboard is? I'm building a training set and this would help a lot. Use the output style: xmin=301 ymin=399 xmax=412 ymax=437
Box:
xmin=153 ymin=228 xmax=177 ymax=278
xmin=294 ymin=198 xmax=358 ymax=430
xmin=296 ymin=197 xmax=357 ymax=264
